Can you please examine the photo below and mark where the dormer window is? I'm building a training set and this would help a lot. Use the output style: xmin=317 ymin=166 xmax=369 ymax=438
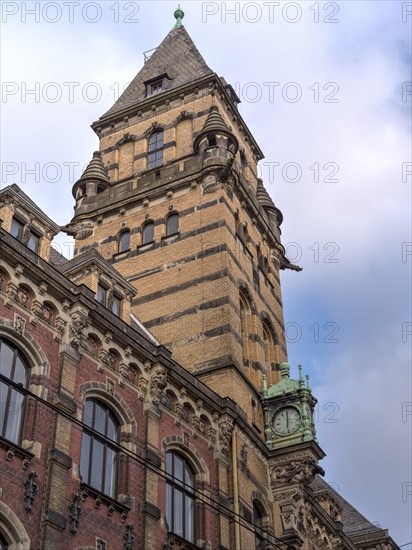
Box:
xmin=27 ymin=232 xmax=40 ymax=253
xmin=10 ymin=218 xmax=24 ymax=240
xmin=146 ymin=77 xmax=165 ymax=97
xmin=97 ymin=284 xmax=122 ymax=316
xmin=97 ymin=284 xmax=107 ymax=305
xmin=10 ymin=217 xmax=40 ymax=253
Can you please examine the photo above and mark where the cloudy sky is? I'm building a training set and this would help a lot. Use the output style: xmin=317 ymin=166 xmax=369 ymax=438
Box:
xmin=1 ymin=0 xmax=411 ymax=545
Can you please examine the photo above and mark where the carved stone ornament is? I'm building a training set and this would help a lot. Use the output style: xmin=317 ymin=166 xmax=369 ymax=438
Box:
xmin=69 ymin=311 xmax=88 ymax=349
xmin=54 ymin=317 xmax=66 ymax=342
xmin=271 ymin=490 xmax=300 ymax=503
xmin=149 ymin=364 xmax=168 ymax=405
xmin=23 ymin=471 xmax=38 ymax=512
xmin=124 ymin=524 xmax=135 ymax=550
xmin=76 ymin=228 xmax=93 ymax=240
xmin=218 ymin=419 xmax=233 ymax=455
xmin=69 ymin=493 xmax=83 ymax=534
xmin=14 ymin=314 xmax=26 ymax=335
xmin=202 ymin=172 xmax=222 ymax=195
xmin=38 ymin=282 xmax=48 ymax=295
xmin=270 ymin=457 xmax=324 ymax=487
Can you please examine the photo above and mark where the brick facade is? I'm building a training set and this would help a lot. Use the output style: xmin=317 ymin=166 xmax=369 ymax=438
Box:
xmin=0 ymin=19 xmax=399 ymax=550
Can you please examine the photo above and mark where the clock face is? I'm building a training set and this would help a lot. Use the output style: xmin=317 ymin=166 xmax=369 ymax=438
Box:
xmin=273 ymin=407 xmax=301 ymax=436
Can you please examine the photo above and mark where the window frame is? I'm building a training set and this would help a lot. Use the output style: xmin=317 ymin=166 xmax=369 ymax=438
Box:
xmin=0 ymin=530 xmax=10 ymax=550
xmin=118 ymin=230 xmax=131 ymax=253
xmin=147 ymin=131 xmax=164 ymax=170
xmin=166 ymin=451 xmax=196 ymax=544
xmin=142 ymin=221 xmax=155 ymax=245
xmin=97 ymin=284 xmax=108 ymax=306
xmin=10 ymin=218 xmax=24 ymax=240
xmin=79 ymin=398 xmax=119 ymax=499
xmin=147 ymin=78 xmax=164 ymax=96
xmin=166 ymin=213 xmax=179 ymax=236
xmin=0 ymin=338 xmax=29 ymax=446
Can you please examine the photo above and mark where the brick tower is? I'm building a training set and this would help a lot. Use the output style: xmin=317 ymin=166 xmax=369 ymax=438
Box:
xmin=67 ymin=10 xmax=297 ymax=424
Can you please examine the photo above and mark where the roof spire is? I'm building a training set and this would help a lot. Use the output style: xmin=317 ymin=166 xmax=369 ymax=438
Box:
xmin=174 ymin=5 xmax=184 ymax=28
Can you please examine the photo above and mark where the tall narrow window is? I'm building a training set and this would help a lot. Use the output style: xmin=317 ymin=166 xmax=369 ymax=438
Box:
xmin=253 ymin=501 xmax=265 ymax=550
xmin=0 ymin=531 xmax=10 ymax=550
xmin=10 ymin=218 xmax=24 ymax=240
xmin=118 ymin=230 xmax=130 ymax=253
xmin=97 ymin=285 xmax=107 ymax=306
xmin=80 ymin=399 xmax=119 ymax=498
xmin=262 ymin=321 xmax=278 ymax=369
xmin=0 ymin=339 xmax=29 ymax=445
xmin=239 ymin=291 xmax=252 ymax=366
xmin=27 ymin=232 xmax=40 ymax=253
xmin=142 ymin=222 xmax=155 ymax=245
xmin=166 ymin=451 xmax=195 ymax=543
xmin=166 ymin=213 xmax=179 ymax=236
xmin=148 ymin=131 xmax=164 ymax=170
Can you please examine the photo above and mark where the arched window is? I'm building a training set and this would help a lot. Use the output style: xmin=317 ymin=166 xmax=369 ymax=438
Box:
xmin=118 ymin=230 xmax=130 ymax=253
xmin=142 ymin=221 xmax=155 ymax=245
xmin=166 ymin=213 xmax=179 ymax=236
xmin=0 ymin=531 xmax=9 ymax=550
xmin=262 ymin=321 xmax=278 ymax=369
xmin=80 ymin=399 xmax=119 ymax=498
xmin=239 ymin=291 xmax=252 ymax=366
xmin=253 ymin=501 xmax=266 ymax=549
xmin=0 ymin=338 xmax=29 ymax=444
xmin=166 ymin=451 xmax=195 ymax=543
xmin=148 ymin=131 xmax=164 ymax=170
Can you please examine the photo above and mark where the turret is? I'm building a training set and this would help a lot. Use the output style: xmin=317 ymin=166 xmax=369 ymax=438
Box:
xmin=193 ymin=106 xmax=239 ymax=164
xmin=256 ymin=178 xmax=283 ymax=241
xmin=72 ymin=151 xmax=110 ymax=211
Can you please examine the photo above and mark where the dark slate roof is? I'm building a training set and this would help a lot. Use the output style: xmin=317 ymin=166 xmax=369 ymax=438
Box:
xmin=49 ymin=246 xmax=70 ymax=269
xmin=310 ymin=476 xmax=382 ymax=536
xmin=101 ymin=26 xmax=213 ymax=119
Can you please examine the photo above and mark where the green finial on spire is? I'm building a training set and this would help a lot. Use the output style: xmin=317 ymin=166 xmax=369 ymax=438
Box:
xmin=306 ymin=374 xmax=311 ymax=390
xmin=174 ymin=5 xmax=184 ymax=28
xmin=298 ymin=364 xmax=304 ymax=388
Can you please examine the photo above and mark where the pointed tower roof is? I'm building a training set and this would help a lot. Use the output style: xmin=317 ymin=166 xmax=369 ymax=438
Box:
xmin=80 ymin=151 xmax=110 ymax=183
xmin=79 ymin=151 xmax=110 ymax=183
xmin=201 ymin=106 xmax=231 ymax=134
xmin=256 ymin=178 xmax=276 ymax=210
xmin=101 ymin=23 xmax=213 ymax=120
xmin=72 ymin=151 xmax=110 ymax=199
xmin=194 ymin=106 xmax=238 ymax=153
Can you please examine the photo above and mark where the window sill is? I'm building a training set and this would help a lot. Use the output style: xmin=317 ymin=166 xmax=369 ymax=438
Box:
xmin=80 ymin=483 xmax=131 ymax=519
xmin=137 ymin=241 xmax=155 ymax=252
xmin=113 ymin=248 xmax=131 ymax=260
xmin=161 ymin=232 xmax=180 ymax=243
xmin=0 ymin=435 xmax=35 ymax=469
xmin=167 ymin=532 xmax=202 ymax=550
xmin=143 ymin=166 xmax=164 ymax=176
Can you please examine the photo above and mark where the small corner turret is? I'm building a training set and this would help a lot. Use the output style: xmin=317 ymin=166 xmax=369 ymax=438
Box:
xmin=262 ymin=362 xmax=318 ymax=450
xmin=72 ymin=151 xmax=111 ymax=214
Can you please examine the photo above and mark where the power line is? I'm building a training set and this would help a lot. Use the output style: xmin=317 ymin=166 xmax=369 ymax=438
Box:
xmin=1 ymin=372 xmax=292 ymax=549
